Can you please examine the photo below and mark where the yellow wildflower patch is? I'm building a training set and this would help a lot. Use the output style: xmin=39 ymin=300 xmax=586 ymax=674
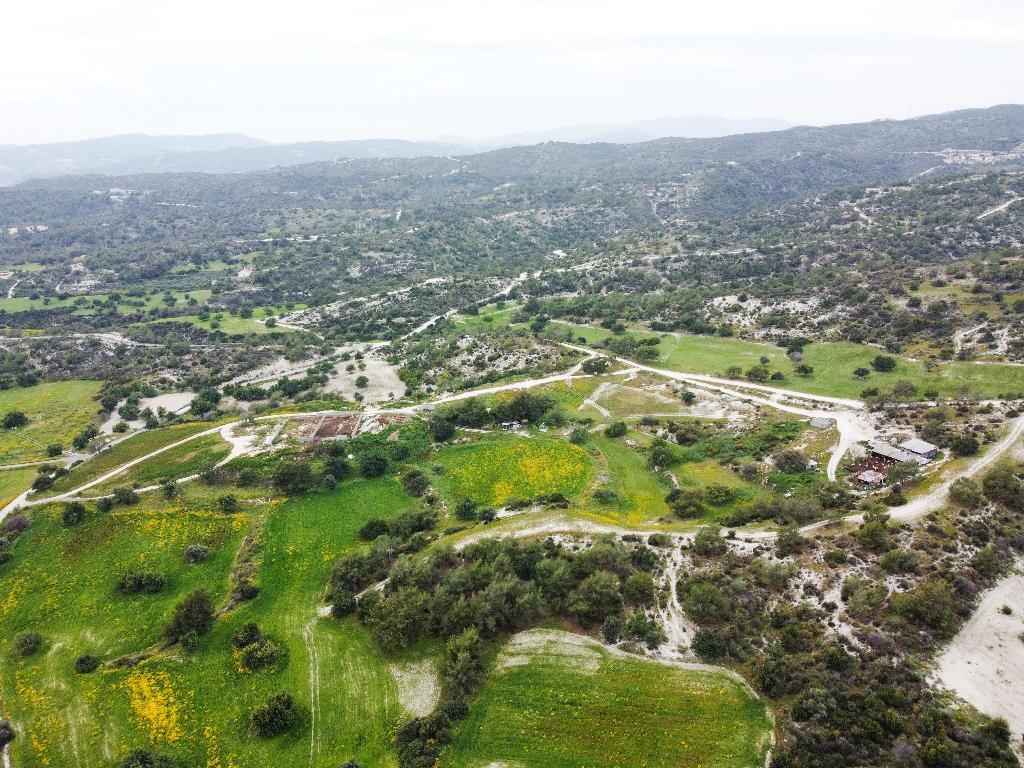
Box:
xmin=120 ymin=670 xmax=184 ymax=743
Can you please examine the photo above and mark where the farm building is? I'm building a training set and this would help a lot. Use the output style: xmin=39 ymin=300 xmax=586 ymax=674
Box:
xmin=899 ymin=438 xmax=938 ymax=460
xmin=855 ymin=469 xmax=886 ymax=486
xmin=868 ymin=440 xmax=930 ymax=466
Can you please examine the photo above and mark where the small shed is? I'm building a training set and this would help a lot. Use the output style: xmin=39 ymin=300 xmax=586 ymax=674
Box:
xmin=809 ymin=417 xmax=832 ymax=429
xmin=857 ymin=469 xmax=886 ymax=486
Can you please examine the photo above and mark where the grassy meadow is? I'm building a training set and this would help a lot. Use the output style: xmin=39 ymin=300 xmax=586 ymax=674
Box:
xmin=43 ymin=422 xmax=220 ymax=495
xmin=431 ymin=435 xmax=594 ymax=507
xmin=557 ymin=322 xmax=1024 ymax=400
xmin=445 ymin=630 xmax=772 ymax=768
xmin=0 ymin=477 xmax=425 ymax=768
xmin=0 ymin=380 xmax=101 ymax=464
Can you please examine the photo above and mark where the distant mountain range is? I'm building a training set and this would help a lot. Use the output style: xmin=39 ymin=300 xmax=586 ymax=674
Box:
xmin=0 ymin=116 xmax=792 ymax=186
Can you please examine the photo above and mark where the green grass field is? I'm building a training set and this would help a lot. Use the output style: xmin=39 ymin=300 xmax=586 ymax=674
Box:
xmin=0 ymin=380 xmax=101 ymax=464
xmin=0 ymin=477 xmax=423 ymax=768
xmin=583 ymin=435 xmax=672 ymax=525
xmin=87 ymin=433 xmax=231 ymax=494
xmin=432 ymin=435 xmax=594 ymax=507
xmin=445 ymin=630 xmax=772 ymax=768
xmin=558 ymin=322 xmax=1024 ymax=400
xmin=138 ymin=314 xmax=288 ymax=336
xmin=0 ymin=466 xmax=37 ymax=507
xmin=43 ymin=422 xmax=219 ymax=496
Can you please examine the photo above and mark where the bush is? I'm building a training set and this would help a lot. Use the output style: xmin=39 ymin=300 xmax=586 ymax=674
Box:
xmin=2 ymin=410 xmax=28 ymax=429
xmin=117 ymin=570 xmax=166 ymax=595
xmin=949 ymin=477 xmax=985 ymax=508
xmin=273 ymin=460 xmax=314 ymax=494
xmin=773 ymin=449 xmax=808 ymax=473
xmin=61 ymin=501 xmax=87 ymax=527
xmin=871 ymin=355 xmax=897 ymax=372
xmin=602 ymin=614 xmax=623 ymax=643
xmin=97 ymin=497 xmax=114 ymax=513
xmin=14 ymin=631 xmax=43 ymax=657
xmin=567 ymin=571 xmax=623 ymax=624
xmin=0 ymin=719 xmax=13 ymax=748
xmin=217 ymin=494 xmax=239 ymax=513
xmin=455 ymin=498 xmax=477 ymax=521
xmin=112 ymin=487 xmax=139 ymax=506
xmin=240 ymin=639 xmax=280 ymax=671
xmin=568 ymin=427 xmax=590 ymax=444
xmin=2 ymin=514 xmax=30 ymax=534
xmin=622 ymin=572 xmax=656 ymax=606
xmin=166 ymin=588 xmax=214 ymax=641
xmin=359 ymin=454 xmax=389 ymax=478
xmin=950 ymin=435 xmax=980 ymax=457
xmin=332 ymin=589 xmax=357 ymax=617
xmin=232 ymin=622 xmax=264 ymax=649
xmin=251 ymin=691 xmax=298 ymax=737
xmin=428 ymin=418 xmax=456 ymax=442
xmin=74 ymin=654 xmax=100 ymax=674
xmin=691 ymin=628 xmax=728 ymax=660
xmin=119 ymin=749 xmax=177 ymax=768
xmin=604 ymin=421 xmax=628 ymax=438
xmin=401 ymin=469 xmax=429 ymax=497
xmin=184 ymin=543 xmax=210 ymax=563
xmin=692 ymin=526 xmax=727 ymax=556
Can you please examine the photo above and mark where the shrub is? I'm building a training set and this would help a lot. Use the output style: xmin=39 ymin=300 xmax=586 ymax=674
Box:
xmin=401 ymin=469 xmax=429 ymax=497
xmin=112 ymin=487 xmax=139 ymax=506
xmin=691 ymin=629 xmax=728 ymax=660
xmin=604 ymin=421 xmax=628 ymax=438
xmin=0 ymin=719 xmax=13 ymax=749
xmin=703 ymin=483 xmax=735 ymax=506
xmin=454 ymin=498 xmax=477 ymax=521
xmin=359 ymin=454 xmax=389 ymax=478
xmin=166 ymin=588 xmax=214 ymax=640
xmin=2 ymin=410 xmax=28 ymax=429
xmin=97 ymin=497 xmax=114 ymax=513
xmin=272 ymin=461 xmax=314 ymax=494
xmin=14 ymin=631 xmax=43 ymax=657
xmin=2 ymin=514 xmax=30 ymax=534
xmin=950 ymin=435 xmax=979 ymax=457
xmin=602 ymin=614 xmax=623 ymax=643
xmin=428 ymin=417 xmax=456 ymax=442
xmin=568 ymin=427 xmax=590 ymax=444
xmin=119 ymin=749 xmax=176 ymax=768
xmin=949 ymin=477 xmax=985 ymax=508
xmin=331 ymin=589 xmax=357 ymax=617
xmin=232 ymin=623 xmax=264 ymax=649
xmin=622 ymin=572 xmax=656 ymax=606
xmin=567 ymin=571 xmax=623 ymax=624
xmin=251 ymin=691 xmax=298 ymax=737
xmin=240 ymin=640 xmax=280 ymax=671
xmin=74 ymin=654 xmax=100 ymax=674
xmin=184 ymin=543 xmax=210 ymax=563
xmin=773 ymin=449 xmax=808 ymax=473
xmin=692 ymin=526 xmax=727 ymax=556
xmin=217 ymin=494 xmax=239 ymax=512
xmin=581 ymin=356 xmax=610 ymax=374
xmin=61 ymin=501 xmax=87 ymax=527
xmin=871 ymin=355 xmax=897 ymax=372
xmin=117 ymin=570 xmax=166 ymax=595
xmin=625 ymin=612 xmax=665 ymax=649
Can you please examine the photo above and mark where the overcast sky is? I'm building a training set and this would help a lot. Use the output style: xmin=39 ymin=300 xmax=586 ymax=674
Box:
xmin=2 ymin=0 xmax=1022 ymax=145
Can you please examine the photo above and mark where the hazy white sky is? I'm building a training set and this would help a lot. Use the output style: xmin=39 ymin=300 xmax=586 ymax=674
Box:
xmin=2 ymin=0 xmax=1022 ymax=145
